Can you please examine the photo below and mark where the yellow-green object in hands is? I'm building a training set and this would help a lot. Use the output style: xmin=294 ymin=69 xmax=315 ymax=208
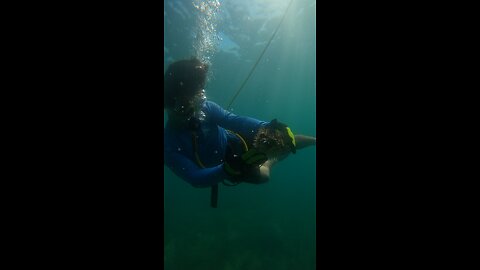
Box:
xmin=223 ymin=147 xmax=267 ymax=178
xmin=285 ymin=126 xmax=296 ymax=151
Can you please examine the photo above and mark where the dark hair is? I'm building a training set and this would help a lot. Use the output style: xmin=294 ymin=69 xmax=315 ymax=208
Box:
xmin=164 ymin=58 xmax=209 ymax=109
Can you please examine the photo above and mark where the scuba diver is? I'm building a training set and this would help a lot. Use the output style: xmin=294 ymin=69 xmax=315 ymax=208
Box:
xmin=164 ymin=58 xmax=316 ymax=191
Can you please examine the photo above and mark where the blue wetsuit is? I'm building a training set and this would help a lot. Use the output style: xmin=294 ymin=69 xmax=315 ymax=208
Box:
xmin=164 ymin=101 xmax=268 ymax=188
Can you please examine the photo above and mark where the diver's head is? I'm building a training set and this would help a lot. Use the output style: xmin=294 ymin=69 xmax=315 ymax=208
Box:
xmin=164 ymin=58 xmax=209 ymax=121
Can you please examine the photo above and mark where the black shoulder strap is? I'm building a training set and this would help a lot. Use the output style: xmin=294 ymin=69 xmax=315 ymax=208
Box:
xmin=191 ymin=131 xmax=218 ymax=208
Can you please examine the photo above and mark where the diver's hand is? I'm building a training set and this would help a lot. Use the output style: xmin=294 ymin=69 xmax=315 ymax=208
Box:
xmin=266 ymin=119 xmax=297 ymax=153
xmin=223 ymin=146 xmax=267 ymax=179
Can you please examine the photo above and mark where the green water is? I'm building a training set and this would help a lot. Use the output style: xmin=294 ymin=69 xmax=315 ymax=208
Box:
xmin=164 ymin=1 xmax=316 ymax=269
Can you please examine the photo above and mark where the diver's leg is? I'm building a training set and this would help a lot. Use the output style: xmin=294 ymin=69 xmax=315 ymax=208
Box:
xmin=241 ymin=160 xmax=274 ymax=184
xmin=250 ymin=135 xmax=316 ymax=183
xmin=257 ymin=164 xmax=270 ymax=183
xmin=295 ymin=134 xmax=316 ymax=150
xmin=257 ymin=135 xmax=315 ymax=177
xmin=250 ymin=159 xmax=275 ymax=183
xmin=256 ymin=158 xmax=280 ymax=183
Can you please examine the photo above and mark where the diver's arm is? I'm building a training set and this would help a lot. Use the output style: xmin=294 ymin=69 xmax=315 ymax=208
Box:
xmin=206 ymin=101 xmax=268 ymax=140
xmin=165 ymin=151 xmax=227 ymax=188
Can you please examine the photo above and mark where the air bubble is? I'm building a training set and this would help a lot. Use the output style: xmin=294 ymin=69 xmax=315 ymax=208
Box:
xmin=192 ymin=0 xmax=221 ymax=67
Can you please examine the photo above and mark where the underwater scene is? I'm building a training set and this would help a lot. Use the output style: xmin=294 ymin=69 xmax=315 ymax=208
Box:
xmin=164 ymin=0 xmax=316 ymax=269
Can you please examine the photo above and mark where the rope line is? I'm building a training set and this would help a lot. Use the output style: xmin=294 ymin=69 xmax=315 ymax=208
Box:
xmin=225 ymin=0 xmax=294 ymax=110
